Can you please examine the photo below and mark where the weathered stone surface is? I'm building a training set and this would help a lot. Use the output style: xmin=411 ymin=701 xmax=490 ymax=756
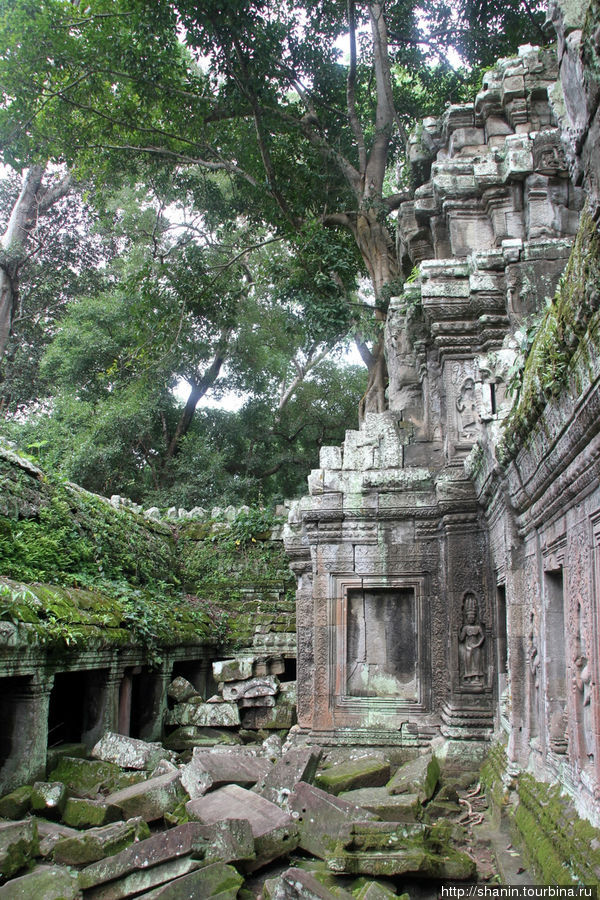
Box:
xmin=327 ymin=822 xmax=476 ymax=879
xmin=31 ymin=781 xmax=68 ymax=818
xmin=80 ymin=857 xmax=203 ymax=899
xmin=315 ymin=757 xmax=391 ymax=796
xmin=386 ymin=755 xmax=440 ymax=801
xmin=0 ymin=817 xmax=39 ymax=878
xmin=47 ymin=757 xmax=143 ymax=799
xmin=197 ymin=818 xmax=255 ymax=865
xmin=287 ymin=781 xmax=378 ymax=859
xmin=91 ymin=732 xmax=174 ymax=771
xmin=163 ymin=726 xmax=242 ymax=750
xmin=338 ymin=787 xmax=422 ymax=822
xmin=138 ymin=861 xmax=244 ymax=899
xmin=240 ymin=701 xmax=296 ymax=730
xmin=221 ymin=675 xmax=279 ymax=701
xmin=259 ymin=746 xmax=322 ymax=805
xmin=167 ymin=676 xmax=198 ymax=703
xmin=36 ymin=820 xmax=80 ymax=857
xmin=53 ymin=818 xmax=147 ymax=866
xmin=78 ymin=822 xmax=208 ymax=890
xmin=167 ymin=701 xmax=240 ymax=728
xmin=352 ymin=878 xmax=400 ymax=899
xmin=62 ymin=797 xmax=123 ymax=829
xmin=0 ymin=864 xmax=81 ymax=899
xmin=46 ymin=743 xmax=88 ymax=773
xmin=212 ymin=658 xmax=254 ymax=682
xmin=181 ymin=747 xmax=272 ymax=798
xmin=0 ymin=785 xmax=32 ymax=819
xmin=263 ymin=866 xmax=355 ymax=899
xmin=185 ymin=783 xmax=298 ymax=870
xmin=104 ymin=772 xmax=187 ymax=823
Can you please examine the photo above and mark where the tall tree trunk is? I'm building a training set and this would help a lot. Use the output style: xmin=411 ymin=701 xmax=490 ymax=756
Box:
xmin=0 ymin=166 xmax=46 ymax=362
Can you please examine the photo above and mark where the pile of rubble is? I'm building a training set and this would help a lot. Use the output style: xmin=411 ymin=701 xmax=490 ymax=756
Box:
xmin=166 ymin=662 xmax=297 ymax=746
xmin=0 ymin=709 xmax=491 ymax=899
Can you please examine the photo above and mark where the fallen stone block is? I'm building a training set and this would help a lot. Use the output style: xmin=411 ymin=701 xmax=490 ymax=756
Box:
xmin=315 ymin=757 xmax=391 ymax=796
xmin=0 ymin=785 xmax=33 ymax=819
xmin=80 ymin=857 xmax=203 ymax=899
xmin=53 ymin=817 xmax=148 ymax=866
xmin=167 ymin=701 xmax=240 ymax=727
xmin=62 ymin=797 xmax=123 ymax=829
xmin=259 ymin=746 xmax=322 ymax=806
xmin=287 ymin=781 xmax=378 ymax=859
xmin=386 ymin=754 xmax=440 ymax=802
xmin=338 ymin=788 xmax=422 ymax=822
xmin=36 ymin=819 xmax=80 ymax=857
xmin=0 ymin=863 xmax=81 ymax=899
xmin=104 ymin=772 xmax=187 ymax=823
xmin=212 ymin=657 xmax=254 ymax=682
xmin=47 ymin=757 xmax=144 ymax=799
xmin=91 ymin=733 xmax=175 ymax=771
xmin=137 ymin=861 xmax=244 ymax=899
xmin=181 ymin=747 xmax=273 ymax=798
xmin=167 ymin=676 xmax=198 ymax=703
xmin=327 ymin=821 xmax=476 ymax=879
xmin=238 ymin=695 xmax=276 ymax=708
xmin=78 ymin=822 xmax=208 ymax=890
xmin=262 ymin=734 xmax=284 ymax=760
xmin=351 ymin=877 xmax=399 ymax=899
xmin=423 ymin=798 xmax=462 ymax=820
xmin=31 ymin=781 xmax=68 ymax=819
xmin=185 ymin=782 xmax=298 ymax=870
xmin=263 ymin=866 xmax=354 ymax=899
xmin=163 ymin=726 xmax=242 ymax=751
xmin=240 ymin=702 xmax=296 ymax=730
xmin=221 ymin=675 xmax=279 ymax=701
xmin=0 ymin=817 xmax=39 ymax=878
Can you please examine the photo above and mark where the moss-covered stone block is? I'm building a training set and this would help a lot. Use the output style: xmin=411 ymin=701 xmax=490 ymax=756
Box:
xmin=386 ymin=754 xmax=439 ymax=801
xmin=47 ymin=757 xmax=144 ymax=799
xmin=62 ymin=797 xmax=123 ymax=829
xmin=0 ymin=863 xmax=80 ymax=899
xmin=0 ymin=785 xmax=33 ymax=819
xmin=53 ymin=817 xmax=146 ymax=866
xmin=339 ymin=788 xmax=422 ymax=823
xmin=30 ymin=781 xmax=68 ymax=819
xmin=0 ymin=817 xmax=39 ymax=879
xmin=316 ymin=757 xmax=391 ymax=796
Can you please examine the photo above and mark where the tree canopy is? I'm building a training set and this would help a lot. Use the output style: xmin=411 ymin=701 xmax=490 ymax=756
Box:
xmin=0 ymin=0 xmax=543 ymax=505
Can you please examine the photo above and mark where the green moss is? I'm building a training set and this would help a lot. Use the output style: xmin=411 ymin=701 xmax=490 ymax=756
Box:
xmin=499 ymin=211 xmax=600 ymax=462
xmin=47 ymin=757 xmax=144 ymax=798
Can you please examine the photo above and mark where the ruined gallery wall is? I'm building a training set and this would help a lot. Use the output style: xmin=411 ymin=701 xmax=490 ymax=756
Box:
xmin=468 ymin=0 xmax=600 ymax=826
xmin=0 ymin=445 xmax=296 ymax=792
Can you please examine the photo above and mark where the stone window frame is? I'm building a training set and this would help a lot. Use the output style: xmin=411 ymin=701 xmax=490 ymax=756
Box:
xmin=328 ymin=574 xmax=429 ymax=716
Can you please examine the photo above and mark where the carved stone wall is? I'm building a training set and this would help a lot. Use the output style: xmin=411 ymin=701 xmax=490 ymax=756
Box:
xmin=285 ymin=5 xmax=600 ymax=827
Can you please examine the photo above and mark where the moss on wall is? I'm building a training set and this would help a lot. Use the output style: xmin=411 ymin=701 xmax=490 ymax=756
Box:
xmin=499 ymin=211 xmax=600 ymax=462
xmin=0 ymin=446 xmax=295 ymax=656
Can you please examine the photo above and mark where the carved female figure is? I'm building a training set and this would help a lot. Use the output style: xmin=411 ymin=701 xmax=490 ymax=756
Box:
xmin=459 ymin=593 xmax=485 ymax=684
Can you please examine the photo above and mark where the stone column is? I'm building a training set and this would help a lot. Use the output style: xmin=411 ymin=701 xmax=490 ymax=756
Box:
xmin=0 ymin=673 xmax=54 ymax=794
xmin=137 ymin=662 xmax=172 ymax=742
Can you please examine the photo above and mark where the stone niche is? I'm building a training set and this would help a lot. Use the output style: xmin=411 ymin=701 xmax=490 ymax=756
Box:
xmin=285 ymin=413 xmax=495 ymax=747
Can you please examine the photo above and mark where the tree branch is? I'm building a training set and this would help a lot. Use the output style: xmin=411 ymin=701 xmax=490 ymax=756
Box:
xmin=347 ymin=0 xmax=367 ymax=177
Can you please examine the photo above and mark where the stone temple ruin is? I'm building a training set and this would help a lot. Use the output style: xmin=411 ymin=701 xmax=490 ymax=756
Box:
xmin=1 ymin=0 xmax=600 ymax=894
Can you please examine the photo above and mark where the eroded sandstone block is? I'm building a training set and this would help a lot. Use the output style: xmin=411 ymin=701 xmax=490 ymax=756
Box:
xmin=91 ymin=733 xmax=175 ymax=771
xmin=180 ymin=747 xmax=272 ymax=799
xmin=0 ymin=864 xmax=80 ymax=899
xmin=0 ymin=817 xmax=39 ymax=879
xmin=315 ymin=757 xmax=391 ymax=796
xmin=287 ymin=781 xmax=378 ymax=859
xmin=104 ymin=772 xmax=187 ymax=823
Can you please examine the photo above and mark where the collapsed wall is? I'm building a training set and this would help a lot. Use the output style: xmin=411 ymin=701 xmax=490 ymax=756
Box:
xmin=284 ymin=0 xmax=600 ymax=843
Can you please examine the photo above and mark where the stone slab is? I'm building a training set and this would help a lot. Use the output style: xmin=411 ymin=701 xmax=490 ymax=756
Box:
xmin=287 ymin=781 xmax=378 ymax=859
xmin=163 ymin=726 xmax=242 ymax=751
xmin=315 ymin=757 xmax=391 ymax=796
xmin=212 ymin=658 xmax=254 ymax=682
xmin=167 ymin=676 xmax=198 ymax=703
xmin=338 ymin=788 xmax=422 ymax=822
xmin=185 ymin=783 xmax=298 ymax=870
xmin=181 ymin=748 xmax=272 ymax=798
xmin=0 ymin=864 xmax=80 ymax=899
xmin=104 ymin=772 xmax=186 ymax=823
xmin=53 ymin=818 xmax=147 ymax=866
xmin=259 ymin=746 xmax=322 ymax=806
xmin=167 ymin=701 xmax=240 ymax=728
xmin=138 ymin=861 xmax=244 ymax=899
xmin=81 ymin=857 xmax=202 ymax=899
xmin=47 ymin=757 xmax=144 ymax=799
xmin=78 ymin=822 xmax=208 ymax=890
xmin=0 ymin=785 xmax=32 ymax=819
xmin=63 ymin=797 xmax=123 ymax=829
xmin=386 ymin=754 xmax=440 ymax=801
xmin=91 ymin=733 xmax=174 ymax=771
xmin=31 ymin=781 xmax=68 ymax=819
xmin=263 ymin=866 xmax=355 ymax=899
